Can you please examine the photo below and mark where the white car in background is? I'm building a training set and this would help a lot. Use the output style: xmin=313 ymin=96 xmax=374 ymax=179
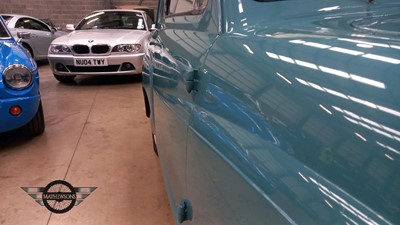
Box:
xmin=47 ymin=9 xmax=153 ymax=83
xmin=1 ymin=14 xmax=67 ymax=61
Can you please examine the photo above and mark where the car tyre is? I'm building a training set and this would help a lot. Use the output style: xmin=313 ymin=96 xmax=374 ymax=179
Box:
xmin=22 ymin=101 xmax=45 ymax=135
xmin=152 ymin=133 xmax=159 ymax=156
xmin=53 ymin=74 xmax=76 ymax=84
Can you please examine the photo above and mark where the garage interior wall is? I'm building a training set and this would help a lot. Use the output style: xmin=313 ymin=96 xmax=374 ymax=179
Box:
xmin=0 ymin=0 xmax=158 ymax=28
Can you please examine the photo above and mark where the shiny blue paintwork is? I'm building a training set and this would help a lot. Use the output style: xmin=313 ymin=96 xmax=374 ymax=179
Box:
xmin=143 ymin=0 xmax=400 ymax=224
xmin=0 ymin=18 xmax=41 ymax=133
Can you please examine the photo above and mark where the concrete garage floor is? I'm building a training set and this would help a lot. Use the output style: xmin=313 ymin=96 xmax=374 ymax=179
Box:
xmin=0 ymin=62 xmax=174 ymax=225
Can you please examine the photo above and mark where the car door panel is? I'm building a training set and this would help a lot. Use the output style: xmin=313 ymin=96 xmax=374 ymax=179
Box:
xmin=149 ymin=16 xmax=207 ymax=222
xmin=147 ymin=0 xmax=220 ymax=223
xmin=150 ymin=33 xmax=189 ymax=218
xmin=187 ymin=114 xmax=294 ymax=225
xmin=146 ymin=0 xmax=400 ymax=224
xmin=186 ymin=77 xmax=296 ymax=224
xmin=188 ymin=31 xmax=398 ymax=224
xmin=32 ymin=30 xmax=53 ymax=56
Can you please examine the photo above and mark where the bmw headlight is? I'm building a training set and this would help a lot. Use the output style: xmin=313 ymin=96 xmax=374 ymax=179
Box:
xmin=112 ymin=44 xmax=141 ymax=53
xmin=49 ymin=44 xmax=71 ymax=54
xmin=2 ymin=64 xmax=33 ymax=90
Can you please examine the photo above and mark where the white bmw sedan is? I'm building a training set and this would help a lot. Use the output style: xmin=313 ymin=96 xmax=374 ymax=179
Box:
xmin=48 ymin=9 xmax=153 ymax=83
xmin=1 ymin=14 xmax=67 ymax=61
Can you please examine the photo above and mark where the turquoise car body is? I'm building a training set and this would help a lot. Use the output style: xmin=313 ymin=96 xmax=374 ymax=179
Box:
xmin=0 ymin=17 xmax=42 ymax=133
xmin=142 ymin=0 xmax=400 ymax=224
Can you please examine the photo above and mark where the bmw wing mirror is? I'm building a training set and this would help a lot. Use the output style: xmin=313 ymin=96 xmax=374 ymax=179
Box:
xmin=151 ymin=24 xmax=156 ymax=31
xmin=66 ymin=24 xmax=75 ymax=31
xmin=17 ymin=32 xmax=31 ymax=39
xmin=16 ymin=32 xmax=31 ymax=43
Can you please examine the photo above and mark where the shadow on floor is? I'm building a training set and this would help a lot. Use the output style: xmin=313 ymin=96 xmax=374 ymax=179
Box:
xmin=0 ymin=130 xmax=36 ymax=150
xmin=36 ymin=60 xmax=49 ymax=67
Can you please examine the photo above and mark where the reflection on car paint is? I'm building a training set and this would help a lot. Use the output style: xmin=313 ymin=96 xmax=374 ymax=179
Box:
xmin=142 ymin=0 xmax=400 ymax=224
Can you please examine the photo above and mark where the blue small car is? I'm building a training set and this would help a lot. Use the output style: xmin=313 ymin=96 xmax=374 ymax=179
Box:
xmin=143 ymin=0 xmax=400 ymax=224
xmin=0 ymin=17 xmax=44 ymax=135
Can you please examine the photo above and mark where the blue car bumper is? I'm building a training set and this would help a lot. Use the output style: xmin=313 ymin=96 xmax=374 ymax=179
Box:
xmin=0 ymin=94 xmax=40 ymax=133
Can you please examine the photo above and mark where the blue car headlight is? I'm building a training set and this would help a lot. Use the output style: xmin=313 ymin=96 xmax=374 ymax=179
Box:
xmin=2 ymin=64 xmax=33 ymax=90
xmin=49 ymin=44 xmax=71 ymax=54
xmin=112 ymin=44 xmax=141 ymax=53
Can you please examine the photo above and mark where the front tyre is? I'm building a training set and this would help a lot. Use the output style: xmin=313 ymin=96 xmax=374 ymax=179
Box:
xmin=53 ymin=74 xmax=76 ymax=84
xmin=22 ymin=102 xmax=45 ymax=136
